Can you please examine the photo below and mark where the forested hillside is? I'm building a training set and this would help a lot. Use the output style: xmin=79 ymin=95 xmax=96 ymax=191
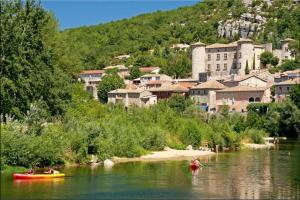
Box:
xmin=57 ymin=0 xmax=300 ymax=77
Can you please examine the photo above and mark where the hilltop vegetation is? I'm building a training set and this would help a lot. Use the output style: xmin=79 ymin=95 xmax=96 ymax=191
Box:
xmin=56 ymin=0 xmax=300 ymax=77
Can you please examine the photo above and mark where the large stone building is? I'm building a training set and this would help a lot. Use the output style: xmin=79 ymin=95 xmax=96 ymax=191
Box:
xmin=191 ymin=38 xmax=294 ymax=80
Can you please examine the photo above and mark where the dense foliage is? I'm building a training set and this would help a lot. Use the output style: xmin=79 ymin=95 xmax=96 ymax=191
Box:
xmin=0 ymin=0 xmax=72 ymax=121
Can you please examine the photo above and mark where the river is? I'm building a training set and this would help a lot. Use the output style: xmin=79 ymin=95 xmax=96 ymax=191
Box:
xmin=1 ymin=140 xmax=300 ymax=199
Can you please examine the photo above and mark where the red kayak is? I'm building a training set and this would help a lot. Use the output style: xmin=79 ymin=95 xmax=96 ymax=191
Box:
xmin=13 ymin=173 xmax=65 ymax=179
xmin=190 ymin=162 xmax=200 ymax=170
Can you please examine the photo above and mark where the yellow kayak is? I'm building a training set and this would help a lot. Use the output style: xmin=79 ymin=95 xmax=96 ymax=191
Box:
xmin=13 ymin=173 xmax=65 ymax=179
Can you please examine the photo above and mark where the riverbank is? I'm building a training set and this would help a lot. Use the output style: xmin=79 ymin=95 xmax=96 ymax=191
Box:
xmin=112 ymin=147 xmax=215 ymax=163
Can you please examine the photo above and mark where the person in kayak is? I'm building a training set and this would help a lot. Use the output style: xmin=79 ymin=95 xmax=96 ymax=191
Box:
xmin=45 ymin=167 xmax=60 ymax=174
xmin=191 ymin=157 xmax=201 ymax=167
xmin=45 ymin=167 xmax=54 ymax=174
xmin=27 ymin=168 xmax=34 ymax=174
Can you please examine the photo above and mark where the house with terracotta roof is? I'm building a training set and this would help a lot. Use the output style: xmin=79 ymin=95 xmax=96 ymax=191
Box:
xmin=190 ymin=80 xmax=226 ymax=112
xmin=103 ymin=65 xmax=129 ymax=79
xmin=80 ymin=70 xmax=105 ymax=99
xmin=275 ymin=77 xmax=300 ymax=102
xmin=139 ymin=66 xmax=160 ymax=74
xmin=108 ymin=89 xmax=157 ymax=107
xmin=274 ymin=69 xmax=300 ymax=83
xmin=139 ymin=74 xmax=173 ymax=85
xmin=216 ymin=85 xmax=272 ymax=112
xmin=149 ymin=84 xmax=189 ymax=99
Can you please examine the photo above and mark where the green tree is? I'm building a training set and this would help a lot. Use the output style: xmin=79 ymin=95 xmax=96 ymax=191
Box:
xmin=270 ymin=56 xmax=279 ymax=66
xmin=245 ymin=60 xmax=250 ymax=74
xmin=97 ymin=71 xmax=125 ymax=103
xmin=260 ymin=51 xmax=274 ymax=68
xmin=0 ymin=0 xmax=71 ymax=122
xmin=129 ymin=66 xmax=141 ymax=80
xmin=167 ymin=94 xmax=192 ymax=113
xmin=290 ymin=84 xmax=300 ymax=109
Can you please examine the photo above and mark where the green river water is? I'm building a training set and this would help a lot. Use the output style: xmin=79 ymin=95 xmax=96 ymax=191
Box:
xmin=1 ymin=140 xmax=300 ymax=199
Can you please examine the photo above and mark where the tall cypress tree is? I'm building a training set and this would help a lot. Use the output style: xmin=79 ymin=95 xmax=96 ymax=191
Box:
xmin=245 ymin=60 xmax=250 ymax=74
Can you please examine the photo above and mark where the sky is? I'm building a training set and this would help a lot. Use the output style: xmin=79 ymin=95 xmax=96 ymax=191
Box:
xmin=42 ymin=1 xmax=200 ymax=30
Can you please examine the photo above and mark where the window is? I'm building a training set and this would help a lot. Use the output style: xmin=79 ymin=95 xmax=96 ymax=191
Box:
xmin=217 ymin=54 xmax=220 ymax=61
xmin=224 ymin=53 xmax=227 ymax=60
xmin=234 ymin=53 xmax=237 ymax=59
xmin=255 ymin=97 xmax=261 ymax=102
xmin=208 ymin=54 xmax=211 ymax=61
xmin=287 ymin=87 xmax=290 ymax=91
xmin=239 ymin=52 xmax=242 ymax=58
xmin=217 ymin=64 xmax=220 ymax=71
xmin=224 ymin=63 xmax=227 ymax=71
xmin=249 ymin=97 xmax=254 ymax=102
xmin=207 ymin=64 xmax=211 ymax=71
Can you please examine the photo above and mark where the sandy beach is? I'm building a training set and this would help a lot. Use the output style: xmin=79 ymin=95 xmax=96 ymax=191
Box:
xmin=112 ymin=148 xmax=215 ymax=163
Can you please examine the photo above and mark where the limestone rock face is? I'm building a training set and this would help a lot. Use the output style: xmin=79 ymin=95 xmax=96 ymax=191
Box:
xmin=218 ymin=13 xmax=266 ymax=39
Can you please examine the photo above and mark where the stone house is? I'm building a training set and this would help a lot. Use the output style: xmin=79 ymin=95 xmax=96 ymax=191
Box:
xmin=275 ymin=77 xmax=300 ymax=102
xmin=216 ymin=85 xmax=272 ymax=112
xmin=108 ymin=89 xmax=157 ymax=107
xmin=222 ymin=74 xmax=268 ymax=88
xmin=149 ymin=84 xmax=189 ymax=99
xmin=189 ymin=80 xmax=226 ymax=112
xmin=79 ymin=70 xmax=105 ymax=99
xmin=139 ymin=74 xmax=173 ymax=85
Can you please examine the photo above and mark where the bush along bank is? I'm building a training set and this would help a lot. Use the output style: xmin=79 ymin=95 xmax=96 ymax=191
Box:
xmin=1 ymin=84 xmax=300 ymax=170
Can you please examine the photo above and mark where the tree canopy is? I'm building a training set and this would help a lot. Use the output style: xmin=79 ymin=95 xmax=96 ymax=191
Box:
xmin=0 ymin=0 xmax=71 ymax=121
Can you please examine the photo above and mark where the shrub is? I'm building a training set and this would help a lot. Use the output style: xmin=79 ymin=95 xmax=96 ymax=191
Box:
xmin=242 ymin=128 xmax=268 ymax=144
xmin=141 ymin=127 xmax=166 ymax=151
xmin=180 ymin=121 xmax=201 ymax=148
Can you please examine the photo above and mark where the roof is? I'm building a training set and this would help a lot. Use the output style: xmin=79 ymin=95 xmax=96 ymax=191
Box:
xmin=223 ymin=74 xmax=267 ymax=83
xmin=80 ymin=70 xmax=104 ymax=75
xmin=104 ymin=65 xmax=127 ymax=70
xmin=146 ymin=80 xmax=166 ymax=85
xmin=191 ymin=41 xmax=206 ymax=47
xmin=254 ymin=44 xmax=265 ymax=48
xmin=108 ymin=88 xmax=146 ymax=94
xmin=178 ymin=82 xmax=197 ymax=89
xmin=149 ymin=84 xmax=189 ymax=92
xmin=275 ymin=78 xmax=300 ymax=86
xmin=191 ymin=80 xmax=226 ymax=90
xmin=217 ymin=85 xmax=270 ymax=93
xmin=237 ymin=38 xmax=253 ymax=43
xmin=281 ymin=38 xmax=294 ymax=43
xmin=139 ymin=66 xmax=160 ymax=73
xmin=206 ymin=42 xmax=237 ymax=49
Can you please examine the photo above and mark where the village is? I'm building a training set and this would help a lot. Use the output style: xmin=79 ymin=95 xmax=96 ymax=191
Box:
xmin=80 ymin=38 xmax=300 ymax=113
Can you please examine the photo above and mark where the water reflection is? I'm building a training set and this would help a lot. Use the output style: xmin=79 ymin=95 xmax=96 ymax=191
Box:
xmin=1 ymin=141 xmax=300 ymax=199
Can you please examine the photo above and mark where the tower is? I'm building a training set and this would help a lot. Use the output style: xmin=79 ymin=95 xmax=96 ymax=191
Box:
xmin=281 ymin=38 xmax=294 ymax=61
xmin=191 ymin=41 xmax=206 ymax=80
xmin=237 ymin=38 xmax=254 ymax=75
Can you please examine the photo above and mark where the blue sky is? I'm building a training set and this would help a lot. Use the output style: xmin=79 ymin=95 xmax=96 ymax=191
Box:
xmin=42 ymin=1 xmax=200 ymax=30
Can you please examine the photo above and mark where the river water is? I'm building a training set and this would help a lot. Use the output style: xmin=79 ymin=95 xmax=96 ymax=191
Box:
xmin=1 ymin=140 xmax=300 ymax=199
